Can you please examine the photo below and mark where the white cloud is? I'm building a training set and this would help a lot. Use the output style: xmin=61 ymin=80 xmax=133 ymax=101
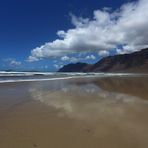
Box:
xmin=28 ymin=56 xmax=39 ymax=62
xmin=70 ymin=57 xmax=79 ymax=63
xmin=116 ymin=44 xmax=143 ymax=54
xmin=85 ymin=55 xmax=96 ymax=60
xmin=61 ymin=54 xmax=96 ymax=63
xmin=61 ymin=56 xmax=70 ymax=61
xmin=10 ymin=60 xmax=21 ymax=66
xmin=98 ymin=50 xmax=109 ymax=57
xmin=28 ymin=0 xmax=148 ymax=61
xmin=4 ymin=58 xmax=22 ymax=67
xmin=54 ymin=64 xmax=63 ymax=69
xmin=61 ymin=56 xmax=79 ymax=63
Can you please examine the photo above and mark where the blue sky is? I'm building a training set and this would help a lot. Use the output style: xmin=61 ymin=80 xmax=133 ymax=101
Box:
xmin=1 ymin=0 xmax=147 ymax=71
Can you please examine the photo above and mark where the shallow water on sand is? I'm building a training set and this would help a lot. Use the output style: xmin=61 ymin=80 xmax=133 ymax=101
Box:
xmin=0 ymin=76 xmax=148 ymax=148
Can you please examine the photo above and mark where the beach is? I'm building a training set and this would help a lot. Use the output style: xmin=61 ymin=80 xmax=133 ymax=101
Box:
xmin=0 ymin=75 xmax=148 ymax=148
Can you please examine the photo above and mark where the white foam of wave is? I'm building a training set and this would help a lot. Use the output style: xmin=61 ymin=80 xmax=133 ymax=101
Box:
xmin=0 ymin=77 xmax=74 ymax=84
xmin=0 ymin=71 xmax=56 ymax=77
xmin=0 ymin=72 xmax=147 ymax=84
xmin=0 ymin=75 xmax=102 ymax=83
xmin=0 ymin=71 xmax=147 ymax=76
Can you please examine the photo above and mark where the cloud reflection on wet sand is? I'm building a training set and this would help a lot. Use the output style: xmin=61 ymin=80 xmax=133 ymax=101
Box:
xmin=0 ymin=77 xmax=148 ymax=148
xmin=29 ymin=78 xmax=148 ymax=140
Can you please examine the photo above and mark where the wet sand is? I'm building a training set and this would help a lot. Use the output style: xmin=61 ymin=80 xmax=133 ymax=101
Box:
xmin=0 ymin=76 xmax=148 ymax=148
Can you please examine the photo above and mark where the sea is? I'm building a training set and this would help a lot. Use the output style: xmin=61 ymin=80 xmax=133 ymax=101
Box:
xmin=0 ymin=71 xmax=146 ymax=83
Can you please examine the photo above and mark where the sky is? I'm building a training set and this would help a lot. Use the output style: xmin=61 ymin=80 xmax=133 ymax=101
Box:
xmin=0 ymin=0 xmax=148 ymax=71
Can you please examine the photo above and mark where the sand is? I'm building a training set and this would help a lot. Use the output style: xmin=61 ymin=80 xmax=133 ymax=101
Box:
xmin=0 ymin=76 xmax=148 ymax=148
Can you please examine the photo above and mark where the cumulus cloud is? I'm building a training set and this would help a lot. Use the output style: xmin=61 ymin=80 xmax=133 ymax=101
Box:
xmin=27 ymin=56 xmax=39 ymax=62
xmin=61 ymin=56 xmax=80 ymax=63
xmin=61 ymin=54 xmax=96 ymax=63
xmin=54 ymin=64 xmax=63 ymax=69
xmin=28 ymin=0 xmax=148 ymax=62
xmin=4 ymin=58 xmax=22 ymax=67
xmin=10 ymin=60 xmax=21 ymax=66
xmin=69 ymin=57 xmax=79 ymax=63
xmin=98 ymin=50 xmax=109 ymax=57
xmin=61 ymin=56 xmax=70 ymax=61
xmin=85 ymin=55 xmax=96 ymax=60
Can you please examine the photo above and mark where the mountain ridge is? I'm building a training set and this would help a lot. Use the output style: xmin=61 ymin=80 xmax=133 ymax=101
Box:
xmin=58 ymin=48 xmax=148 ymax=73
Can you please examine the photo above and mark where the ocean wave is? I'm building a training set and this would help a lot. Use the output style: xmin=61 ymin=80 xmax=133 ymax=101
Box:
xmin=0 ymin=71 xmax=56 ymax=77
xmin=0 ymin=77 xmax=74 ymax=83
xmin=0 ymin=71 xmax=147 ymax=83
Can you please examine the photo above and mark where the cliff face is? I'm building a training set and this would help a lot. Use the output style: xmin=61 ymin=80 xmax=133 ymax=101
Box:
xmin=59 ymin=48 xmax=148 ymax=73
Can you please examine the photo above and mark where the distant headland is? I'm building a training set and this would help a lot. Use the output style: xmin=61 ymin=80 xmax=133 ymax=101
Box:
xmin=58 ymin=48 xmax=148 ymax=73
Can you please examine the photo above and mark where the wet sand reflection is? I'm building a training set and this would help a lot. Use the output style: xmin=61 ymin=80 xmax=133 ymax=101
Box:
xmin=0 ymin=76 xmax=148 ymax=148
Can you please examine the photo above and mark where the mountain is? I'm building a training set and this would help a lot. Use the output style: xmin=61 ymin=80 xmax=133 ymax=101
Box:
xmin=58 ymin=48 xmax=148 ymax=73
xmin=58 ymin=63 xmax=89 ymax=72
